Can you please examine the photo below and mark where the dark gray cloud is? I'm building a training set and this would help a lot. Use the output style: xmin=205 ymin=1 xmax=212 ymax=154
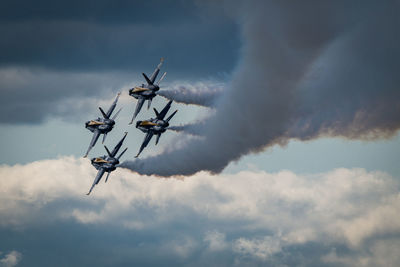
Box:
xmin=0 ymin=69 xmax=130 ymax=124
xmin=0 ymin=0 xmax=239 ymax=124
xmin=0 ymin=225 xmax=361 ymax=267
xmin=0 ymin=0 xmax=196 ymax=23
xmin=0 ymin=0 xmax=239 ymax=75
xmin=122 ymin=0 xmax=400 ymax=176
xmin=0 ymin=21 xmax=238 ymax=75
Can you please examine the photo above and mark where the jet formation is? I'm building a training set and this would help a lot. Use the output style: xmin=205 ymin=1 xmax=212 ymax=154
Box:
xmin=83 ymin=58 xmax=177 ymax=195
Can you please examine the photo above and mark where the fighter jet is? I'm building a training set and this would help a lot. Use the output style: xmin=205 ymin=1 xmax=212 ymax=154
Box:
xmin=135 ymin=100 xmax=177 ymax=158
xmin=87 ymin=132 xmax=128 ymax=195
xmin=128 ymin=58 xmax=167 ymax=124
xmin=84 ymin=93 xmax=122 ymax=157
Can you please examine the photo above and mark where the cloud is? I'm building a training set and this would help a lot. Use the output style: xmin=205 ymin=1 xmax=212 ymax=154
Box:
xmin=0 ymin=1 xmax=239 ymax=125
xmin=204 ymin=231 xmax=228 ymax=251
xmin=233 ymin=236 xmax=282 ymax=261
xmin=0 ymin=1 xmax=238 ymax=73
xmin=0 ymin=68 xmax=130 ymax=124
xmin=165 ymin=236 xmax=198 ymax=258
xmin=321 ymin=240 xmax=400 ymax=267
xmin=122 ymin=0 xmax=400 ymax=176
xmin=1 ymin=157 xmax=400 ymax=265
xmin=0 ymin=251 xmax=21 ymax=267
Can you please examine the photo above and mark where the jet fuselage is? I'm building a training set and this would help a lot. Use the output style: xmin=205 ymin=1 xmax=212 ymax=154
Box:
xmin=85 ymin=118 xmax=115 ymax=133
xmin=136 ymin=118 xmax=168 ymax=134
xmin=128 ymin=84 xmax=159 ymax=100
xmin=91 ymin=156 xmax=119 ymax=172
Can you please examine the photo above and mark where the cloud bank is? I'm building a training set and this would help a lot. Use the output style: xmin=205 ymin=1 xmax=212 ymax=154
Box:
xmin=1 ymin=157 xmax=400 ymax=266
xmin=0 ymin=68 xmax=132 ymax=124
xmin=0 ymin=0 xmax=239 ymax=125
xmin=0 ymin=0 xmax=238 ymax=74
xmin=122 ymin=1 xmax=400 ymax=176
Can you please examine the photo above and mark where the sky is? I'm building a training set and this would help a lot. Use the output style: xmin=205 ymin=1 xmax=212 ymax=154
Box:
xmin=1 ymin=1 xmax=400 ymax=266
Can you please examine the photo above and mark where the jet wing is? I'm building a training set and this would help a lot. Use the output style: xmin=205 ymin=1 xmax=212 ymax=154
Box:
xmin=155 ymin=133 xmax=161 ymax=145
xmin=130 ymin=98 xmax=145 ymax=124
xmin=106 ymin=93 xmax=121 ymax=118
xmin=149 ymin=58 xmax=164 ymax=84
xmin=135 ymin=131 xmax=154 ymax=157
xmin=87 ymin=168 xmax=106 ymax=195
xmin=84 ymin=130 xmax=101 ymax=157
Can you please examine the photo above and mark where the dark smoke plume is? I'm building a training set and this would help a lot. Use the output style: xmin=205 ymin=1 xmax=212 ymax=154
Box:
xmin=121 ymin=0 xmax=400 ymax=176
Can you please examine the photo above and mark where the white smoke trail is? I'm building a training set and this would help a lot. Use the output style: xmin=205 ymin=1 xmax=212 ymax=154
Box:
xmin=168 ymin=121 xmax=206 ymax=136
xmin=158 ymin=81 xmax=224 ymax=107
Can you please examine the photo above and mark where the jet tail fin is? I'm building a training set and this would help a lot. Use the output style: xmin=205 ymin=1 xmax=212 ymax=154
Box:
xmin=104 ymin=145 xmax=112 ymax=157
xmin=142 ymin=73 xmax=152 ymax=85
xmin=111 ymin=107 xmax=122 ymax=120
xmin=117 ymin=147 xmax=128 ymax=160
xmin=156 ymin=72 xmax=167 ymax=86
xmin=149 ymin=58 xmax=164 ymax=84
xmin=105 ymin=92 xmax=121 ymax=118
xmin=157 ymin=100 xmax=173 ymax=120
xmin=166 ymin=110 xmax=178 ymax=122
xmin=153 ymin=108 xmax=159 ymax=118
xmin=110 ymin=132 xmax=128 ymax=157
xmin=99 ymin=107 xmax=108 ymax=119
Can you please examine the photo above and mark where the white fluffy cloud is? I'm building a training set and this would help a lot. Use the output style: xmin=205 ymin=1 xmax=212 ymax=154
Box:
xmin=0 ymin=157 xmax=399 ymax=265
xmin=0 ymin=251 xmax=21 ymax=267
